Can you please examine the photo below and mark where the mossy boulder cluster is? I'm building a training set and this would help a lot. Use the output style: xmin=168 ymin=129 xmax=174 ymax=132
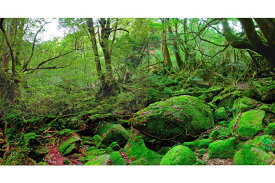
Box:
xmin=130 ymin=95 xmax=214 ymax=143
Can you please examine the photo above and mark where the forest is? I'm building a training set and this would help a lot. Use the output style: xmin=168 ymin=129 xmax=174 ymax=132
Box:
xmin=0 ymin=18 xmax=274 ymax=165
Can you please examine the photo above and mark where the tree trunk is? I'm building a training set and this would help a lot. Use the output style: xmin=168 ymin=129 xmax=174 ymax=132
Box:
xmin=161 ymin=18 xmax=172 ymax=70
xmin=168 ymin=19 xmax=183 ymax=69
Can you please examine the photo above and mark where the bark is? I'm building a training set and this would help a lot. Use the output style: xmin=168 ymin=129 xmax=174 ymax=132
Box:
xmin=161 ymin=18 xmax=172 ymax=70
xmin=222 ymin=18 xmax=275 ymax=68
xmin=168 ymin=19 xmax=183 ymax=69
xmin=86 ymin=18 xmax=105 ymax=85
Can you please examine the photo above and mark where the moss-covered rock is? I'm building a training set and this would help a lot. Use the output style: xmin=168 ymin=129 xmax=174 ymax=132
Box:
xmin=130 ymin=95 xmax=214 ymax=143
xmin=123 ymin=136 xmax=162 ymax=165
xmin=58 ymin=134 xmax=81 ymax=156
xmin=214 ymin=107 xmax=228 ymax=121
xmin=183 ymin=139 xmax=212 ymax=151
xmin=234 ymin=145 xmax=274 ymax=165
xmin=245 ymin=135 xmax=275 ymax=152
xmin=228 ymin=110 xmax=265 ymax=138
xmin=270 ymin=103 xmax=275 ymax=113
xmin=265 ymin=123 xmax=275 ymax=136
xmin=251 ymin=77 xmax=275 ymax=103
xmin=232 ymin=97 xmax=258 ymax=113
xmin=209 ymin=138 xmax=236 ymax=159
xmin=100 ymin=124 xmax=130 ymax=147
xmin=211 ymin=90 xmax=242 ymax=108
xmin=209 ymin=127 xmax=230 ymax=140
xmin=109 ymin=151 xmax=127 ymax=165
xmin=259 ymin=105 xmax=270 ymax=112
xmin=160 ymin=145 xmax=196 ymax=165
xmin=84 ymin=155 xmax=111 ymax=165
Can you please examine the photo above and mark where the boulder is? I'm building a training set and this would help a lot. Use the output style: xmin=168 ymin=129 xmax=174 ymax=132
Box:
xmin=123 ymin=136 xmax=162 ymax=165
xmin=234 ymin=145 xmax=274 ymax=165
xmin=100 ymin=124 xmax=130 ymax=147
xmin=160 ymin=145 xmax=196 ymax=165
xmin=228 ymin=110 xmax=265 ymax=138
xmin=245 ymin=135 xmax=275 ymax=152
xmin=209 ymin=138 xmax=236 ymax=159
xmin=214 ymin=107 xmax=228 ymax=121
xmin=265 ymin=123 xmax=275 ymax=136
xmin=130 ymin=95 xmax=214 ymax=143
xmin=232 ymin=97 xmax=258 ymax=112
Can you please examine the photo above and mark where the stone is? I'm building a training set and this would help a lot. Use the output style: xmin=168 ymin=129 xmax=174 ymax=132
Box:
xmin=232 ymin=97 xmax=258 ymax=112
xmin=234 ymin=145 xmax=274 ymax=165
xmin=214 ymin=107 xmax=228 ymax=121
xmin=209 ymin=138 xmax=236 ymax=159
xmin=228 ymin=110 xmax=265 ymax=138
xmin=160 ymin=145 xmax=196 ymax=165
xmin=130 ymin=95 xmax=214 ymax=143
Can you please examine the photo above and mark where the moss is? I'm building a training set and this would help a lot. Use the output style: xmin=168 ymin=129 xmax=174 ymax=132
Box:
xmin=234 ymin=145 xmax=274 ymax=165
xmin=109 ymin=151 xmax=127 ymax=165
xmin=85 ymin=155 xmax=111 ymax=165
xmin=196 ymin=159 xmax=207 ymax=165
xmin=182 ymin=141 xmax=197 ymax=151
xmin=100 ymin=124 xmax=130 ymax=147
xmin=245 ymin=135 xmax=274 ymax=152
xmin=211 ymin=90 xmax=242 ymax=108
xmin=106 ymin=142 xmax=120 ymax=152
xmin=229 ymin=110 xmax=265 ymax=138
xmin=209 ymin=127 xmax=230 ymax=140
xmin=157 ymin=147 xmax=172 ymax=155
xmin=130 ymin=95 xmax=214 ymax=143
xmin=209 ymin=138 xmax=236 ymax=159
xmin=197 ymin=139 xmax=212 ymax=148
xmin=58 ymin=134 xmax=81 ymax=156
xmin=160 ymin=145 xmax=196 ymax=165
xmin=259 ymin=105 xmax=270 ymax=112
xmin=265 ymin=123 xmax=275 ymax=136
xmin=123 ymin=136 xmax=162 ymax=165
xmin=270 ymin=103 xmax=275 ymax=113
xmin=3 ymin=147 xmax=31 ymax=165
xmin=232 ymin=97 xmax=258 ymax=113
xmin=214 ymin=107 xmax=228 ymax=121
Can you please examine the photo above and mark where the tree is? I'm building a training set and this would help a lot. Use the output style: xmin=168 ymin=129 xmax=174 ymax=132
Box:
xmin=222 ymin=18 xmax=275 ymax=68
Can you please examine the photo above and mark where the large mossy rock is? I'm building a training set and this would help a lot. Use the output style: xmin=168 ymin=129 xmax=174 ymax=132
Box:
xmin=232 ymin=97 xmax=258 ymax=113
xmin=160 ymin=145 xmax=196 ymax=165
xmin=58 ymin=133 xmax=81 ymax=156
xmin=229 ymin=110 xmax=265 ymax=138
xmin=3 ymin=147 xmax=36 ymax=165
xmin=123 ymin=136 xmax=162 ymax=165
xmin=99 ymin=124 xmax=130 ymax=147
xmin=209 ymin=138 xmax=236 ymax=159
xmin=234 ymin=145 xmax=274 ymax=165
xmin=130 ymin=95 xmax=214 ymax=143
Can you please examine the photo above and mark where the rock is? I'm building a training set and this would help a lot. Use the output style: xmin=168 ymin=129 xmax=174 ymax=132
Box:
xmin=85 ymin=155 xmax=111 ymax=165
xmin=234 ymin=145 xmax=274 ymax=165
xmin=259 ymin=104 xmax=270 ymax=112
xmin=228 ymin=110 xmax=265 ymax=138
xmin=211 ymin=90 xmax=242 ymax=108
xmin=130 ymin=95 xmax=214 ymax=143
xmin=209 ymin=138 xmax=236 ymax=159
xmin=182 ymin=139 xmax=212 ymax=151
xmin=214 ymin=107 xmax=228 ymax=121
xmin=209 ymin=127 xmax=230 ymax=140
xmin=251 ymin=77 xmax=275 ymax=103
xmin=123 ymin=136 xmax=162 ymax=165
xmin=160 ymin=145 xmax=196 ymax=165
xmin=58 ymin=133 xmax=81 ymax=156
xmin=270 ymin=103 xmax=275 ymax=113
xmin=265 ymin=123 xmax=275 ymax=136
xmin=99 ymin=124 xmax=130 ymax=147
xmin=232 ymin=97 xmax=258 ymax=112
xmin=245 ymin=135 xmax=275 ymax=152
xmin=109 ymin=151 xmax=127 ymax=165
